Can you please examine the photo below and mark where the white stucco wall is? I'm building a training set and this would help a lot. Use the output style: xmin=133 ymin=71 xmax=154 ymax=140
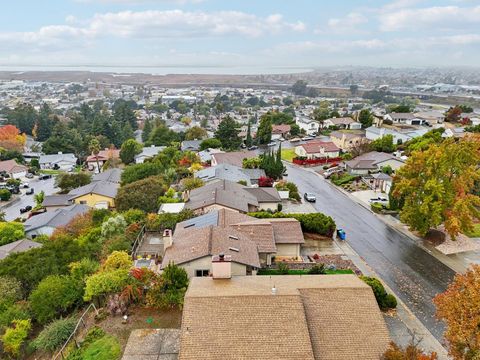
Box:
xmin=179 ymin=256 xmax=248 ymax=278
xmin=276 ymin=243 xmax=301 ymax=257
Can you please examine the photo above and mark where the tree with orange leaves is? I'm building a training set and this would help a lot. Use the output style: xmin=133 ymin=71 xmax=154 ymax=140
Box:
xmin=393 ymin=135 xmax=480 ymax=239
xmin=0 ymin=125 xmax=26 ymax=151
xmin=434 ymin=265 xmax=480 ymax=359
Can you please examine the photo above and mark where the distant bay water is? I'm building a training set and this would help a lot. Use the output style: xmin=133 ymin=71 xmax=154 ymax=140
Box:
xmin=0 ymin=64 xmax=314 ymax=75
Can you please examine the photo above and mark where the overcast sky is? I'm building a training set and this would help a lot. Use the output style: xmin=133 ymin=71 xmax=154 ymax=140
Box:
xmin=0 ymin=0 xmax=479 ymax=72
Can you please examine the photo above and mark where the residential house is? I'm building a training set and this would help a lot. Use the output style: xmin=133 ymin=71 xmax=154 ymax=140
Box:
xmin=39 ymin=152 xmax=77 ymax=171
xmin=161 ymin=227 xmax=260 ymax=278
xmin=322 ymin=117 xmax=360 ymax=129
xmin=345 ymin=151 xmax=405 ymax=175
xmin=134 ymin=145 xmax=165 ymax=164
xmin=198 ymin=148 xmax=224 ymax=163
xmin=211 ymin=151 xmax=257 ymax=167
xmin=68 ymin=180 xmax=119 ymax=209
xmin=271 ymin=124 xmax=291 ymax=140
xmin=442 ymin=127 xmax=466 ymax=138
xmin=0 ymin=159 xmax=28 ymax=179
xmin=24 ymin=204 xmax=90 ymax=238
xmin=371 ymin=172 xmax=393 ymax=194
xmin=296 ymin=116 xmax=319 ymax=135
xmin=0 ymin=239 xmax=42 ymax=260
xmin=329 ymin=131 xmax=367 ymax=152
xmin=184 ymin=180 xmax=281 ymax=213
xmin=295 ymin=140 xmax=340 ymax=159
xmin=365 ymin=126 xmax=428 ymax=144
xmin=414 ymin=111 xmax=445 ymax=124
xmin=86 ymin=148 xmax=120 ymax=173
xmin=181 ymin=140 xmax=202 ymax=152
xmin=42 ymin=194 xmax=73 ymax=211
xmin=168 ymin=208 xmax=304 ymax=272
xmin=179 ymin=275 xmax=390 ymax=360
xmin=384 ymin=112 xmax=425 ymax=125
xmin=92 ymin=168 xmax=122 ymax=184
xmin=195 ymin=164 xmax=266 ymax=186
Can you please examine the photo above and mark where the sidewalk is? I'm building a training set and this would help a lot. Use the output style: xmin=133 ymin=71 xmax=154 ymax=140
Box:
xmin=297 ymin=162 xmax=475 ymax=274
xmin=335 ymin=238 xmax=449 ymax=359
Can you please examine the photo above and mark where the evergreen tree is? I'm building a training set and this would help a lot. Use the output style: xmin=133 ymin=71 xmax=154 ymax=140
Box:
xmin=142 ymin=118 xmax=153 ymax=143
xmin=245 ymin=120 xmax=253 ymax=147
xmin=214 ymin=116 xmax=241 ymax=150
xmin=36 ymin=104 xmax=54 ymax=142
xmin=257 ymin=114 xmax=272 ymax=144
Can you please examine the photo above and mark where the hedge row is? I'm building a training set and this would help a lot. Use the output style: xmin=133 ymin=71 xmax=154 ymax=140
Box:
xmin=247 ymin=212 xmax=336 ymax=237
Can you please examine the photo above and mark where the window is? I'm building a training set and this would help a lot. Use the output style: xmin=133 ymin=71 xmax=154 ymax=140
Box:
xmin=195 ymin=269 xmax=209 ymax=277
xmin=79 ymin=200 xmax=87 ymax=205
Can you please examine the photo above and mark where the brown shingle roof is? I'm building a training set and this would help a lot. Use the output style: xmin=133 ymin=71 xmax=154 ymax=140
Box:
xmin=180 ymin=295 xmax=315 ymax=360
xmin=179 ymin=275 xmax=390 ymax=360
xmin=300 ymin=140 xmax=340 ymax=154
xmin=244 ymin=187 xmax=281 ymax=202
xmin=212 ymin=151 xmax=257 ymax=167
xmin=185 ymin=180 xmax=259 ymax=213
xmin=230 ymin=221 xmax=276 ymax=253
xmin=162 ymin=226 xmax=260 ymax=269
xmin=269 ymin=218 xmax=305 ymax=244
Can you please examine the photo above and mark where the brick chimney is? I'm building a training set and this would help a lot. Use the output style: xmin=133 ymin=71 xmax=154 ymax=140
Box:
xmin=163 ymin=229 xmax=173 ymax=252
xmin=212 ymin=253 xmax=232 ymax=279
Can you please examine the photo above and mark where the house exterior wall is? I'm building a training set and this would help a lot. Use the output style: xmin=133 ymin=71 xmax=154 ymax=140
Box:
xmin=346 ymin=166 xmax=370 ymax=175
xmin=276 ymin=243 xmax=300 ymax=257
xmin=41 ymin=160 xmax=76 ymax=171
xmin=11 ymin=171 xmax=27 ymax=179
xmin=27 ymin=226 xmax=55 ymax=238
xmin=375 ymin=159 xmax=404 ymax=172
xmin=258 ymin=202 xmax=279 ymax=212
xmin=72 ymin=193 xmax=115 ymax=208
xmin=179 ymin=256 xmax=247 ymax=278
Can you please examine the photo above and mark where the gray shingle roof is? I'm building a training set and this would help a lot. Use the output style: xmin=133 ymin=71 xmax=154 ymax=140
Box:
xmin=92 ymin=168 xmax=123 ymax=184
xmin=195 ymin=164 xmax=265 ymax=185
xmin=39 ymin=153 xmax=77 ymax=165
xmin=24 ymin=204 xmax=90 ymax=232
xmin=68 ymin=180 xmax=118 ymax=199
xmin=0 ymin=239 xmax=43 ymax=260
xmin=42 ymin=194 xmax=73 ymax=207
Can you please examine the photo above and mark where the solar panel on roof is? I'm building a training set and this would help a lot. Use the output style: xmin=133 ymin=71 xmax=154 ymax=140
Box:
xmin=181 ymin=210 xmax=219 ymax=229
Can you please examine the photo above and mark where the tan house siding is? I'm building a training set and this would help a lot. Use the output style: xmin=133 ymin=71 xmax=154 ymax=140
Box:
xmin=276 ymin=244 xmax=301 ymax=257
xmin=258 ymin=202 xmax=278 ymax=212
xmin=180 ymin=256 xmax=248 ymax=278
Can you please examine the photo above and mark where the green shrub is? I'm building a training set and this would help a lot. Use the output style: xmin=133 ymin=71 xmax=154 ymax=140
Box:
xmin=29 ymin=275 xmax=84 ymax=324
xmin=277 ymin=262 xmax=289 ymax=275
xmin=0 ymin=222 xmax=25 ymax=246
xmin=122 ymin=209 xmax=146 ymax=225
xmin=371 ymin=202 xmax=384 ymax=213
xmin=83 ymin=269 xmax=131 ymax=302
xmin=308 ymin=263 xmax=326 ymax=274
xmin=247 ymin=212 xmax=336 ymax=237
xmin=81 ymin=335 xmax=121 ymax=360
xmin=0 ymin=188 xmax=11 ymax=201
xmin=146 ymin=263 xmax=189 ymax=309
xmin=0 ymin=275 xmax=23 ymax=310
xmin=331 ymin=174 xmax=357 ymax=186
xmin=0 ymin=302 xmax=30 ymax=332
xmin=32 ymin=317 xmax=77 ymax=352
xmin=360 ymin=276 xmax=397 ymax=310
xmin=1 ymin=319 xmax=31 ymax=357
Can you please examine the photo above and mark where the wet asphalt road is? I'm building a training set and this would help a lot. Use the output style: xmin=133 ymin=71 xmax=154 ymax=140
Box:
xmin=285 ymin=163 xmax=455 ymax=341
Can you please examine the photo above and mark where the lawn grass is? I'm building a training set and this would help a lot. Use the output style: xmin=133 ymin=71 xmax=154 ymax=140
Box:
xmin=257 ymin=268 xmax=354 ymax=276
xmin=465 ymin=223 xmax=480 ymax=238
xmin=39 ymin=169 xmax=61 ymax=175
xmin=281 ymin=148 xmax=296 ymax=162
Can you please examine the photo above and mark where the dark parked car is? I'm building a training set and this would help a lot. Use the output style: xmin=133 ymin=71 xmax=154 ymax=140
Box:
xmin=304 ymin=192 xmax=316 ymax=202
xmin=39 ymin=174 xmax=52 ymax=180
xmin=26 ymin=188 xmax=34 ymax=195
xmin=20 ymin=205 xmax=32 ymax=214
xmin=248 ymin=145 xmax=258 ymax=150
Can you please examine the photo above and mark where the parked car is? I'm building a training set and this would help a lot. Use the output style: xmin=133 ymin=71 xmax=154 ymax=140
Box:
xmin=240 ymin=143 xmax=247 ymax=149
xmin=25 ymin=173 xmax=34 ymax=179
xmin=26 ymin=188 xmax=34 ymax=195
xmin=304 ymin=192 xmax=316 ymax=202
xmin=248 ymin=145 xmax=258 ymax=150
xmin=7 ymin=186 xmax=20 ymax=194
xmin=323 ymin=166 xmax=341 ymax=178
xmin=39 ymin=174 xmax=52 ymax=180
xmin=302 ymin=136 xmax=314 ymax=141
xmin=21 ymin=182 xmax=29 ymax=188
xmin=369 ymin=196 xmax=388 ymax=204
xmin=267 ymin=142 xmax=276 ymax=147
xmin=20 ymin=205 xmax=32 ymax=214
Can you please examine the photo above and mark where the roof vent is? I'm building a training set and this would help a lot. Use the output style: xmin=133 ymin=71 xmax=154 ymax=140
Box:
xmin=229 ymin=247 xmax=239 ymax=252
xmin=229 ymin=235 xmax=239 ymax=240
xmin=272 ymin=285 xmax=277 ymax=295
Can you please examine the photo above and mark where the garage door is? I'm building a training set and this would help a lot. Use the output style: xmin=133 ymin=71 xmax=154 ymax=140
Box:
xmin=94 ymin=201 xmax=109 ymax=209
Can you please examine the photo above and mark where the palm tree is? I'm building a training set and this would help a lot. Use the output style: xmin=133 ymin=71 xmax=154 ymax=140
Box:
xmin=89 ymin=138 xmax=101 ymax=173
xmin=34 ymin=191 xmax=45 ymax=209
